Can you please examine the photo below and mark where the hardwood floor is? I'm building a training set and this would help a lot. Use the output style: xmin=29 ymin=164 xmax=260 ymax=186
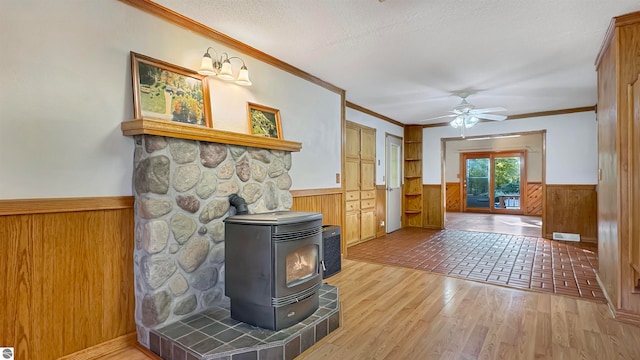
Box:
xmin=445 ymin=211 xmax=542 ymax=237
xmin=299 ymin=259 xmax=640 ymax=359
xmin=104 ymin=259 xmax=640 ymax=359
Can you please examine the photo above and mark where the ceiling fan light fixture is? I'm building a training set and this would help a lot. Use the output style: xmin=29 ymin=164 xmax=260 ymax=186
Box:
xmin=450 ymin=116 xmax=463 ymax=128
xmin=465 ymin=116 xmax=479 ymax=128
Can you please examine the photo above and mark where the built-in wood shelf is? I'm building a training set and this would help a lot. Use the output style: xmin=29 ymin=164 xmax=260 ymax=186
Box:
xmin=404 ymin=176 xmax=421 ymax=179
xmin=405 ymin=158 xmax=421 ymax=161
xmin=121 ymin=118 xmax=302 ymax=152
xmin=404 ymin=210 xmax=422 ymax=214
xmin=404 ymin=193 xmax=422 ymax=196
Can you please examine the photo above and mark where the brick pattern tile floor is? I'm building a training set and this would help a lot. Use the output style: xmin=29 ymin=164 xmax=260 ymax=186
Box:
xmin=347 ymin=228 xmax=606 ymax=302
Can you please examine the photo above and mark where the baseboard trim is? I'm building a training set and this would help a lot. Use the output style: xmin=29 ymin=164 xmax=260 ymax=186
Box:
xmin=423 ymin=225 xmax=443 ymax=230
xmin=595 ymin=272 xmax=617 ymax=319
xmin=57 ymin=332 xmax=137 ymax=360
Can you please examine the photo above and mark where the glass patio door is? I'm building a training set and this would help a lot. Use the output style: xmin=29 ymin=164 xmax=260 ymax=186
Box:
xmin=493 ymin=155 xmax=522 ymax=211
xmin=462 ymin=152 xmax=525 ymax=213
xmin=464 ymin=156 xmax=491 ymax=211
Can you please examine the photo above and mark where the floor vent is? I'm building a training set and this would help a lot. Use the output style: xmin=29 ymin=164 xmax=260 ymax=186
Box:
xmin=552 ymin=232 xmax=581 ymax=242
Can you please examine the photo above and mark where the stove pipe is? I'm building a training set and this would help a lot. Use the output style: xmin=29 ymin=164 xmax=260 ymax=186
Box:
xmin=229 ymin=194 xmax=249 ymax=215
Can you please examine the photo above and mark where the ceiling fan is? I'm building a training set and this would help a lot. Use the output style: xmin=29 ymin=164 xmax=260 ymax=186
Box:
xmin=421 ymin=95 xmax=508 ymax=137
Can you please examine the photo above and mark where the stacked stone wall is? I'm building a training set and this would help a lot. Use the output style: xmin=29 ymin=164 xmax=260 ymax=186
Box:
xmin=132 ymin=135 xmax=293 ymax=344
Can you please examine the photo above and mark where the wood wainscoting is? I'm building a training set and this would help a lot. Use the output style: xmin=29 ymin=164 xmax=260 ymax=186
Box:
xmin=0 ymin=197 xmax=136 ymax=360
xmin=544 ymin=185 xmax=597 ymax=242
xmin=525 ymin=182 xmax=543 ymax=216
xmin=445 ymin=182 xmax=462 ymax=212
xmin=290 ymin=188 xmax=343 ymax=227
xmin=423 ymin=184 xmax=444 ymax=229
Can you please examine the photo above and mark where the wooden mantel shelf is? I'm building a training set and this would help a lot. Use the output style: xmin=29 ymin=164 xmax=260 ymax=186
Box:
xmin=121 ymin=118 xmax=302 ymax=152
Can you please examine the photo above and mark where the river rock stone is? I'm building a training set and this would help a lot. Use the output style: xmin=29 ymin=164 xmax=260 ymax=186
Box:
xmin=229 ymin=145 xmax=246 ymax=160
xmin=141 ymin=255 xmax=177 ymax=289
xmin=174 ymin=294 xmax=197 ymax=316
xmin=173 ymin=164 xmax=201 ymax=192
xmin=135 ymin=156 xmax=170 ymax=194
xmin=216 ymin=181 xmax=239 ymax=197
xmin=250 ymin=162 xmax=267 ymax=182
xmin=169 ymin=139 xmax=198 ymax=164
xmin=171 ymin=213 xmax=196 ymax=245
xmin=200 ymin=288 xmax=224 ymax=308
xmin=249 ymin=149 xmax=271 ymax=163
xmin=169 ymin=274 xmax=188 ymax=296
xmin=192 ymin=266 xmax=218 ymax=290
xmin=169 ymin=244 xmax=179 ymax=254
xmin=178 ymin=236 xmax=210 ymax=272
xmin=284 ymin=152 xmax=292 ymax=170
xmin=236 ymin=156 xmax=251 ymax=182
xmin=141 ymin=291 xmax=171 ymax=327
xmin=145 ymin=135 xmax=168 ymax=153
xmin=139 ymin=198 xmax=173 ymax=219
xmin=268 ymin=158 xmax=285 ymax=178
xmin=217 ymin=162 xmax=234 ymax=180
xmin=142 ymin=220 xmax=169 ymax=254
xmin=240 ymin=183 xmax=263 ymax=204
xmin=210 ymin=243 xmax=225 ymax=264
xmin=199 ymin=200 xmax=230 ymax=224
xmin=264 ymin=181 xmax=279 ymax=210
xmin=200 ymin=142 xmax=227 ymax=168
xmin=277 ymin=173 xmax=292 ymax=190
xmin=196 ymin=172 xmax=217 ymax=199
xmin=207 ymin=221 xmax=225 ymax=243
xmin=281 ymin=192 xmax=293 ymax=209
xmin=176 ymin=195 xmax=200 ymax=213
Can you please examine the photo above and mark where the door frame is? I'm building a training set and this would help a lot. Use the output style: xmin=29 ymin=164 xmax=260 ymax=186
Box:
xmin=385 ymin=133 xmax=403 ymax=233
xmin=461 ymin=150 xmax=527 ymax=214
xmin=440 ymin=130 xmax=547 ymax=234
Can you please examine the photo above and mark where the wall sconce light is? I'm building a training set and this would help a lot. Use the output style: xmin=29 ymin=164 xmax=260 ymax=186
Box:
xmin=197 ymin=47 xmax=252 ymax=86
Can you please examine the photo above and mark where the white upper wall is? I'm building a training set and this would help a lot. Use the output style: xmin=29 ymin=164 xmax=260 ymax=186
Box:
xmin=345 ymin=107 xmax=405 ymax=185
xmin=0 ymin=0 xmax=342 ymax=199
xmin=424 ymin=111 xmax=597 ymax=185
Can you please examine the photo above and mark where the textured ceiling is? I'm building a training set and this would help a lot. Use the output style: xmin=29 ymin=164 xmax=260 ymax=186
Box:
xmin=154 ymin=0 xmax=640 ymax=125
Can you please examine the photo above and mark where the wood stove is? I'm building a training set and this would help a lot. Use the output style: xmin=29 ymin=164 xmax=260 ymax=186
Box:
xmin=224 ymin=211 xmax=323 ymax=330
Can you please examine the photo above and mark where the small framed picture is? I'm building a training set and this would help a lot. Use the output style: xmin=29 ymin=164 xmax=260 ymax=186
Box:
xmin=130 ymin=52 xmax=212 ymax=127
xmin=247 ymin=102 xmax=283 ymax=139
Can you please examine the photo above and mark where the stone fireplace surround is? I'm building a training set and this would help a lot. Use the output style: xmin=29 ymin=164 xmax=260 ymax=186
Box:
xmin=124 ymin=120 xmax=340 ymax=358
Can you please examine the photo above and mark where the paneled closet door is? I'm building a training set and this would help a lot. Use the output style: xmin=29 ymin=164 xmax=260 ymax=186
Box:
xmin=345 ymin=121 xmax=377 ymax=246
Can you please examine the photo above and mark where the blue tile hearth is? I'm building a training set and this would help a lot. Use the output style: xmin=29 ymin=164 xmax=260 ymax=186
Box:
xmin=150 ymin=284 xmax=340 ymax=360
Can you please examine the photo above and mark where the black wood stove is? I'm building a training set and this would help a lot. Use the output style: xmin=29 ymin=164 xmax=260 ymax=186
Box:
xmin=224 ymin=211 xmax=324 ymax=330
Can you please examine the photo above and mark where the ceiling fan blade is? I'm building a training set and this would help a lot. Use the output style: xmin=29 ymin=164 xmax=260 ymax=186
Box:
xmin=470 ymin=107 xmax=507 ymax=114
xmin=475 ymin=113 xmax=507 ymax=121
xmin=419 ymin=114 xmax=457 ymax=122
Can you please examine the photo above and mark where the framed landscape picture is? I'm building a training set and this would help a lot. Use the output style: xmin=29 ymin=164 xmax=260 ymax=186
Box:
xmin=247 ymin=102 xmax=283 ymax=139
xmin=130 ymin=52 xmax=212 ymax=127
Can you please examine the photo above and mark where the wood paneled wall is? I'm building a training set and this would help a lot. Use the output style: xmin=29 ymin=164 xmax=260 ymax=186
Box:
xmin=544 ymin=185 xmax=597 ymax=242
xmin=525 ymin=182 xmax=543 ymax=216
xmin=0 ymin=197 xmax=136 ymax=360
xmin=423 ymin=185 xmax=443 ymax=229
xmin=595 ymin=11 xmax=640 ymax=325
xmin=445 ymin=182 xmax=461 ymax=212
xmin=290 ymin=189 xmax=343 ymax=227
